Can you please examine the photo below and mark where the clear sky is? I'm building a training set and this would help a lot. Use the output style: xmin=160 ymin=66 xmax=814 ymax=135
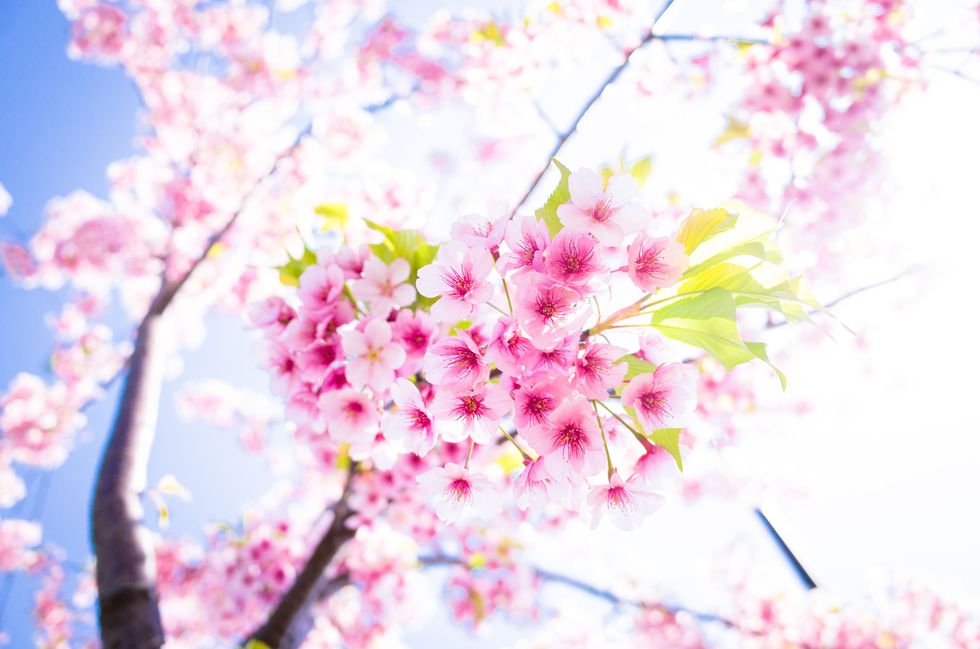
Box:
xmin=2 ymin=1 xmax=980 ymax=647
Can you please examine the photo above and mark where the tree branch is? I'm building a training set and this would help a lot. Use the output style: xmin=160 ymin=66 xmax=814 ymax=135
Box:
xmin=245 ymin=467 xmax=359 ymax=649
xmin=418 ymin=553 xmax=742 ymax=630
xmin=509 ymin=0 xmax=680 ymax=217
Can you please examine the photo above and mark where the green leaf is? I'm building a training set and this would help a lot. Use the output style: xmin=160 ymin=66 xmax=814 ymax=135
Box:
xmin=675 ymin=207 xmax=738 ymax=255
xmin=650 ymin=287 xmax=755 ymax=369
xmin=276 ymin=244 xmax=318 ymax=287
xmin=243 ymin=642 xmax=272 ymax=649
xmin=534 ymin=159 xmax=571 ymax=237
xmin=649 ymin=428 xmax=683 ymax=470
xmin=615 ymin=354 xmax=657 ymax=381
xmin=745 ymin=341 xmax=787 ymax=390
xmin=315 ymin=202 xmax=349 ymax=231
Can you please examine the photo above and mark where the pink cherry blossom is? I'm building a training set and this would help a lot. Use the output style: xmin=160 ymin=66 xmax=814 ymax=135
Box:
xmin=416 ymin=241 xmax=494 ymax=322
xmin=544 ymin=229 xmax=604 ymax=287
xmin=319 ymin=389 xmax=379 ymax=442
xmin=556 ymin=168 xmax=647 ymax=246
xmin=416 ymin=462 xmax=501 ymax=523
xmin=450 ymin=212 xmax=509 ymax=253
xmin=621 ymin=363 xmax=698 ymax=431
xmin=513 ymin=378 xmax=570 ymax=435
xmin=342 ymin=319 xmax=406 ymax=392
xmin=392 ymin=309 xmax=436 ymax=363
xmin=513 ymin=456 xmax=567 ymax=510
xmin=0 ymin=518 xmax=42 ymax=572
xmin=587 ymin=472 xmax=663 ymax=530
xmin=430 ymin=382 xmax=512 ymax=444
xmin=514 ymin=274 xmax=587 ymax=349
xmin=350 ymin=257 xmax=416 ymax=315
xmin=298 ymin=262 xmax=347 ymax=319
xmin=485 ymin=316 xmax=533 ymax=376
xmin=382 ymin=378 xmax=437 ymax=456
xmin=626 ymin=235 xmax=688 ymax=291
xmin=499 ymin=214 xmax=549 ymax=275
xmin=422 ymin=332 xmax=489 ymax=388
xmin=572 ymin=342 xmax=628 ymax=399
xmin=524 ymin=397 xmax=605 ymax=478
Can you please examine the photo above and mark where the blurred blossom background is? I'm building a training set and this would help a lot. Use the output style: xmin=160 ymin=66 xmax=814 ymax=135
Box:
xmin=1 ymin=0 xmax=979 ymax=647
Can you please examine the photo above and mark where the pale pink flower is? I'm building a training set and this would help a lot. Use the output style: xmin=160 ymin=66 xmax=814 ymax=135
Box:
xmin=556 ymin=168 xmax=647 ymax=246
xmin=634 ymin=447 xmax=678 ymax=490
xmin=513 ymin=378 xmax=570 ymax=435
xmin=430 ymin=382 xmax=512 ymax=444
xmin=319 ymin=389 xmax=379 ymax=442
xmin=416 ymin=462 xmax=502 ymax=523
xmin=514 ymin=456 xmax=568 ymax=510
xmin=342 ymin=319 xmax=406 ymax=392
xmin=0 ymin=518 xmax=41 ymax=572
xmin=524 ymin=397 xmax=605 ymax=478
xmin=526 ymin=334 xmax=578 ymax=375
xmin=298 ymin=263 xmax=346 ymax=319
xmin=572 ymin=343 xmax=628 ymax=399
xmin=514 ymin=274 xmax=587 ymax=349
xmin=626 ymin=235 xmax=687 ymax=291
xmin=350 ymin=257 xmax=416 ymax=315
xmin=621 ymin=363 xmax=698 ymax=431
xmin=392 ymin=309 xmax=436 ymax=362
xmin=588 ymin=472 xmax=663 ymax=530
xmin=248 ymin=296 xmax=296 ymax=337
xmin=485 ymin=316 xmax=533 ymax=377
xmin=544 ymin=229 xmax=604 ymax=286
xmin=450 ymin=212 xmax=509 ymax=252
xmin=422 ymin=332 xmax=489 ymax=388
xmin=382 ymin=378 xmax=437 ymax=456
xmin=416 ymin=241 xmax=494 ymax=322
xmin=500 ymin=214 xmax=549 ymax=275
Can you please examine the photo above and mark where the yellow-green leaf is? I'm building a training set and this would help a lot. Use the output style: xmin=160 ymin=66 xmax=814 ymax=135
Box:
xmin=315 ymin=202 xmax=349 ymax=231
xmin=534 ymin=159 xmax=571 ymax=237
xmin=276 ymin=245 xmax=317 ymax=287
xmin=615 ymin=354 xmax=657 ymax=381
xmin=746 ymin=341 xmax=787 ymax=390
xmin=651 ymin=287 xmax=755 ymax=369
xmin=675 ymin=208 xmax=738 ymax=255
xmin=649 ymin=428 xmax=683 ymax=471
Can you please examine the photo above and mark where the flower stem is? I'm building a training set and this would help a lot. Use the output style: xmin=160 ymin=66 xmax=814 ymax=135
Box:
xmin=464 ymin=439 xmax=475 ymax=469
xmin=593 ymin=401 xmax=616 ymax=479
xmin=499 ymin=426 xmax=532 ymax=461
xmin=501 ymin=277 xmax=514 ymax=314
xmin=595 ymin=400 xmax=642 ymax=437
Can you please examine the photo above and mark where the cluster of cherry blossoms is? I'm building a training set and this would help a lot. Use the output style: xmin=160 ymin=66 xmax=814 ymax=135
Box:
xmin=717 ymin=0 xmax=925 ymax=271
xmin=252 ymin=162 xmax=804 ymax=531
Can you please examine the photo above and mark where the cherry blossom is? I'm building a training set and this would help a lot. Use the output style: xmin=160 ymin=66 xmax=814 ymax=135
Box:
xmin=383 ymin=378 xmax=439 ymax=456
xmin=557 ymin=168 xmax=647 ymax=246
xmin=342 ymin=319 xmax=406 ymax=392
xmin=626 ymin=235 xmax=688 ymax=291
xmin=587 ymin=471 xmax=663 ymax=530
xmin=621 ymin=364 xmax=699 ymax=431
xmin=416 ymin=462 xmax=501 ymax=523
xmin=415 ymin=241 xmax=494 ymax=322
xmin=350 ymin=257 xmax=416 ymax=315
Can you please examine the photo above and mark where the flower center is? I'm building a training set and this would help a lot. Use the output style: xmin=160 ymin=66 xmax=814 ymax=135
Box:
xmin=591 ymin=196 xmax=614 ymax=223
xmin=447 ymin=478 xmax=472 ymax=503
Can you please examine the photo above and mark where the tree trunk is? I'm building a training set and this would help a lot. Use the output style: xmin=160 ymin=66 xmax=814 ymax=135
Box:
xmin=91 ymin=312 xmax=167 ymax=649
